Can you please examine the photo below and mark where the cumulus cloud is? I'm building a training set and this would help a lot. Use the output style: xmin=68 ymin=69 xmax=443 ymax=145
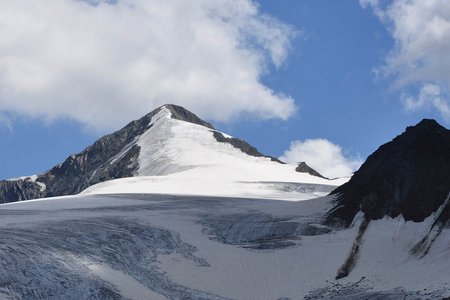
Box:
xmin=0 ymin=0 xmax=297 ymax=130
xmin=279 ymin=139 xmax=362 ymax=179
xmin=360 ymin=0 xmax=450 ymax=121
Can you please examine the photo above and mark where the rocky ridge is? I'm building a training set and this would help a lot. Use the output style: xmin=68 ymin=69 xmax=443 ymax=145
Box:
xmin=0 ymin=104 xmax=321 ymax=203
xmin=0 ymin=105 xmax=216 ymax=203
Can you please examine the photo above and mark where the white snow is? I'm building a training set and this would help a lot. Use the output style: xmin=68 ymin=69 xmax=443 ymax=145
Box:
xmin=4 ymin=105 xmax=348 ymax=201
xmin=7 ymin=174 xmax=38 ymax=181
xmin=341 ymin=215 xmax=450 ymax=293
xmin=81 ymin=174 xmax=336 ymax=200
xmin=6 ymin=174 xmax=47 ymax=192
xmin=36 ymin=181 xmax=46 ymax=192
xmin=83 ymin=106 xmax=348 ymax=200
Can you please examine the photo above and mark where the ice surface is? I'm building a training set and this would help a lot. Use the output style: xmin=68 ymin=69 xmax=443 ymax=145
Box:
xmin=0 ymin=194 xmax=447 ymax=299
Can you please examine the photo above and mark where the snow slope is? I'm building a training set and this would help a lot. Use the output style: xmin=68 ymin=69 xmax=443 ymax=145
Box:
xmin=0 ymin=193 xmax=447 ymax=299
xmin=83 ymin=106 xmax=348 ymax=200
xmin=0 ymin=105 xmax=348 ymax=203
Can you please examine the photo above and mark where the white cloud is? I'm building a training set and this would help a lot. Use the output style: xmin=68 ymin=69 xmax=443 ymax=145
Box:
xmin=360 ymin=0 xmax=450 ymax=121
xmin=279 ymin=139 xmax=362 ymax=179
xmin=402 ymin=84 xmax=450 ymax=121
xmin=0 ymin=0 xmax=297 ymax=131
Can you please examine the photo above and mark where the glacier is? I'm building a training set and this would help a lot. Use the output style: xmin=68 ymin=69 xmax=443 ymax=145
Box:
xmin=0 ymin=193 xmax=448 ymax=299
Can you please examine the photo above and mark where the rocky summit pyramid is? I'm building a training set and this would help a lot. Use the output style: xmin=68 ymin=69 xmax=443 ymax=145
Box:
xmin=0 ymin=104 xmax=336 ymax=203
xmin=326 ymin=119 xmax=450 ymax=227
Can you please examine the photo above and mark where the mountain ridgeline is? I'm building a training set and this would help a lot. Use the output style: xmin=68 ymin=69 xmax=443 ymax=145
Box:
xmin=326 ymin=119 xmax=450 ymax=227
xmin=0 ymin=104 xmax=322 ymax=203
xmin=1 ymin=105 xmax=165 ymax=202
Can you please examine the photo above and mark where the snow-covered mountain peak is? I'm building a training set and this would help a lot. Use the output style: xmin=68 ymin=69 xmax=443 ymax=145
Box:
xmin=148 ymin=104 xmax=215 ymax=129
xmin=102 ymin=104 xmax=348 ymax=199
xmin=149 ymin=105 xmax=173 ymax=125
xmin=0 ymin=104 xmax=347 ymax=202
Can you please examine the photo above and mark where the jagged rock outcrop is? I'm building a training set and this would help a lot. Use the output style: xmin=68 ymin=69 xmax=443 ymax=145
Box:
xmin=295 ymin=162 xmax=325 ymax=178
xmin=326 ymin=119 xmax=450 ymax=227
xmin=169 ymin=105 xmax=214 ymax=129
xmin=212 ymin=131 xmax=282 ymax=163
xmin=0 ymin=179 xmax=45 ymax=203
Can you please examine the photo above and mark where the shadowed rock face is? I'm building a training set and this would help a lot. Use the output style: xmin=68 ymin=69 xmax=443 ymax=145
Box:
xmin=0 ymin=180 xmax=45 ymax=202
xmin=295 ymin=162 xmax=326 ymax=179
xmin=167 ymin=104 xmax=214 ymax=129
xmin=212 ymin=131 xmax=283 ymax=163
xmin=0 ymin=104 xmax=288 ymax=204
xmin=0 ymin=105 xmax=215 ymax=203
xmin=326 ymin=119 xmax=450 ymax=227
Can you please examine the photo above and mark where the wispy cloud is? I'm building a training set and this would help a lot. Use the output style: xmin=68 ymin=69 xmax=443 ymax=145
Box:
xmin=0 ymin=0 xmax=297 ymax=130
xmin=361 ymin=0 xmax=450 ymax=121
xmin=0 ymin=113 xmax=12 ymax=131
xmin=279 ymin=139 xmax=362 ymax=178
xmin=402 ymin=84 xmax=450 ymax=121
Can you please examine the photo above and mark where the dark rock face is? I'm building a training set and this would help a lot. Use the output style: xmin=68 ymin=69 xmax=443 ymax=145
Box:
xmin=295 ymin=162 xmax=326 ymax=178
xmin=168 ymin=104 xmax=214 ymax=129
xmin=0 ymin=179 xmax=44 ymax=203
xmin=212 ymin=131 xmax=283 ymax=163
xmin=326 ymin=119 xmax=450 ymax=227
xmin=409 ymin=193 xmax=450 ymax=258
xmin=0 ymin=104 xmax=215 ymax=203
xmin=335 ymin=216 xmax=370 ymax=279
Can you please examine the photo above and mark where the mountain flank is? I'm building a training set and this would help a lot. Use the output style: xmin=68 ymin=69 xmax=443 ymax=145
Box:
xmin=326 ymin=119 xmax=450 ymax=227
xmin=0 ymin=104 xmax=320 ymax=203
xmin=0 ymin=105 xmax=220 ymax=203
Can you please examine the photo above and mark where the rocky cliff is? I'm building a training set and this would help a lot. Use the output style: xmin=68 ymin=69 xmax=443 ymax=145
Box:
xmin=326 ymin=119 xmax=450 ymax=227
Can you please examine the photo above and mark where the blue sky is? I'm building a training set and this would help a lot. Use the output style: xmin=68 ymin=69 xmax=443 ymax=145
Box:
xmin=1 ymin=0 xmax=449 ymax=179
